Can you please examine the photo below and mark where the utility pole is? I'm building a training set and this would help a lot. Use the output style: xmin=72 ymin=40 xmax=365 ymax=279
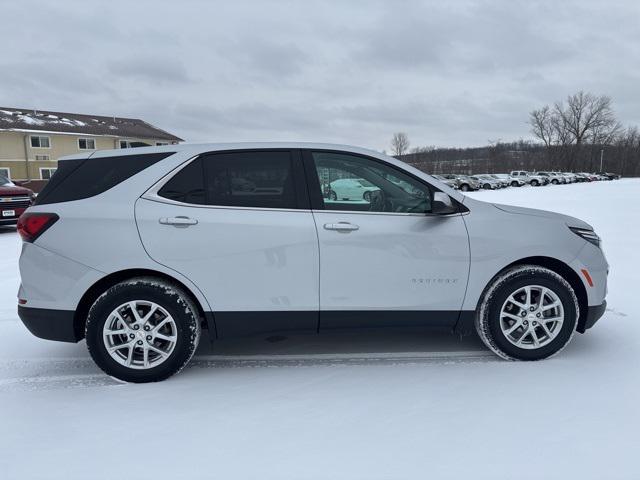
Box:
xmin=599 ymin=148 xmax=604 ymax=173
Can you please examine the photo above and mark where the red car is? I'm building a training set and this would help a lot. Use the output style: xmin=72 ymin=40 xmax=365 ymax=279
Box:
xmin=0 ymin=174 xmax=35 ymax=226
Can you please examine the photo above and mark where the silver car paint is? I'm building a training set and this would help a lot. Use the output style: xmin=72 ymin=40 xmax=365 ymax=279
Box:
xmin=18 ymin=142 xmax=607 ymax=320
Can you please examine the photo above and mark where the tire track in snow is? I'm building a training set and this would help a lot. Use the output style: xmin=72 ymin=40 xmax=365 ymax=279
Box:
xmin=0 ymin=351 xmax=496 ymax=391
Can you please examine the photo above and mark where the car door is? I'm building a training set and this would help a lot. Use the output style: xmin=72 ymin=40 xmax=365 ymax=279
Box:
xmin=135 ymin=149 xmax=320 ymax=337
xmin=304 ymin=150 xmax=470 ymax=330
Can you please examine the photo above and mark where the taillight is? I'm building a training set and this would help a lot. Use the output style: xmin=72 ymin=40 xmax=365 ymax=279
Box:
xmin=17 ymin=212 xmax=59 ymax=243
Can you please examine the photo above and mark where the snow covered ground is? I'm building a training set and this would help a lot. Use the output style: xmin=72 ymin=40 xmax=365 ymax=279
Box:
xmin=0 ymin=179 xmax=638 ymax=479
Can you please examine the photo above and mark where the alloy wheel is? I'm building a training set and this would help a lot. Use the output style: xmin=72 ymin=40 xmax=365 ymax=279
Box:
xmin=499 ymin=285 xmax=564 ymax=349
xmin=102 ymin=300 xmax=178 ymax=369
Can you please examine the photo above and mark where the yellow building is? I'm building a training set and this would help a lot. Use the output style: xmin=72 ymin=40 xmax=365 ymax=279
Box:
xmin=0 ymin=107 xmax=183 ymax=183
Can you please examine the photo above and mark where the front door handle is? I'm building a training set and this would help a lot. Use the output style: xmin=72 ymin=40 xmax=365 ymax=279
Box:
xmin=323 ymin=222 xmax=359 ymax=232
xmin=159 ymin=216 xmax=198 ymax=227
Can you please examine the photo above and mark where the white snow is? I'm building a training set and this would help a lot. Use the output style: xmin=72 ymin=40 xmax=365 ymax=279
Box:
xmin=0 ymin=180 xmax=638 ymax=479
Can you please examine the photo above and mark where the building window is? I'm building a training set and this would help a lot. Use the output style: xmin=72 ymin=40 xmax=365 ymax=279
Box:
xmin=35 ymin=154 xmax=50 ymax=161
xmin=78 ymin=138 xmax=96 ymax=150
xmin=40 ymin=168 xmax=57 ymax=180
xmin=30 ymin=136 xmax=51 ymax=148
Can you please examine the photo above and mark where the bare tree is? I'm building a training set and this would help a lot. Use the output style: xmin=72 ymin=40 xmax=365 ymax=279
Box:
xmin=529 ymin=105 xmax=557 ymax=147
xmin=391 ymin=132 xmax=410 ymax=156
xmin=555 ymin=91 xmax=620 ymax=145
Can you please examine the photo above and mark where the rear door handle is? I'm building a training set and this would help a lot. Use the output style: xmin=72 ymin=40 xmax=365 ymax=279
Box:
xmin=159 ymin=216 xmax=198 ymax=227
xmin=323 ymin=222 xmax=359 ymax=232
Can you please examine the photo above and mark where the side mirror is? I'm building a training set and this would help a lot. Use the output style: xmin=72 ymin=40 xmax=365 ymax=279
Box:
xmin=432 ymin=192 xmax=458 ymax=215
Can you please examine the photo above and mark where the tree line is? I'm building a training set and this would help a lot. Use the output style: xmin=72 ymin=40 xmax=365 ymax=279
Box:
xmin=391 ymin=91 xmax=640 ymax=176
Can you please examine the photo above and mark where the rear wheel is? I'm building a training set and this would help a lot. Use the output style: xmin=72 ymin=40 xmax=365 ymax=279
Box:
xmin=483 ymin=183 xmax=491 ymax=190
xmin=531 ymin=179 xmax=539 ymax=186
xmin=85 ymin=277 xmax=201 ymax=383
xmin=329 ymin=190 xmax=337 ymax=201
xmin=475 ymin=266 xmax=578 ymax=361
xmin=511 ymin=181 xmax=518 ymax=187
xmin=460 ymin=184 xmax=470 ymax=192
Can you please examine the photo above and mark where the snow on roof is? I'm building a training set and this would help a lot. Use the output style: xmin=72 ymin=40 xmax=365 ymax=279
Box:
xmin=0 ymin=107 xmax=183 ymax=142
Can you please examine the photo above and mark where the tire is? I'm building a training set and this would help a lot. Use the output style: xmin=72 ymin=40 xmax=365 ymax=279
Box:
xmin=483 ymin=183 xmax=491 ymax=190
xmin=86 ymin=277 xmax=201 ymax=383
xmin=552 ymin=179 xmax=559 ymax=185
xmin=511 ymin=181 xmax=518 ymax=187
xmin=363 ymin=190 xmax=372 ymax=202
xmin=460 ymin=184 xmax=470 ymax=192
xmin=531 ymin=179 xmax=539 ymax=186
xmin=329 ymin=190 xmax=337 ymax=201
xmin=475 ymin=265 xmax=578 ymax=361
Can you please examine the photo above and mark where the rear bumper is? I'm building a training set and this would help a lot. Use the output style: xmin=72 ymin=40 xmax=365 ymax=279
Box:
xmin=18 ymin=306 xmax=81 ymax=342
xmin=577 ymin=301 xmax=607 ymax=333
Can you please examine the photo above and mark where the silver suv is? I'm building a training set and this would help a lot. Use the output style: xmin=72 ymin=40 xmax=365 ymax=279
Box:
xmin=17 ymin=143 xmax=608 ymax=382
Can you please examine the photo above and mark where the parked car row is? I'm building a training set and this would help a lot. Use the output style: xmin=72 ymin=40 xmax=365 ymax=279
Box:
xmin=432 ymin=171 xmax=620 ymax=191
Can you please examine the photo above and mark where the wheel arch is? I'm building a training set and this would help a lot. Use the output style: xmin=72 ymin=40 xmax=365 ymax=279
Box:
xmin=73 ymin=268 xmax=214 ymax=340
xmin=486 ymin=256 xmax=588 ymax=332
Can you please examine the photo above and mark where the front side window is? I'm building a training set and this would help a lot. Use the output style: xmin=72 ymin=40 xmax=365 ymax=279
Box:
xmin=30 ymin=136 xmax=50 ymax=148
xmin=78 ymin=138 xmax=96 ymax=150
xmin=158 ymin=151 xmax=298 ymax=209
xmin=312 ymin=152 xmax=432 ymax=213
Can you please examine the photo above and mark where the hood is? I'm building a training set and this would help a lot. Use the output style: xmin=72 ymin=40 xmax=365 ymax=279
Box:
xmin=0 ymin=185 xmax=33 ymax=196
xmin=492 ymin=203 xmax=593 ymax=230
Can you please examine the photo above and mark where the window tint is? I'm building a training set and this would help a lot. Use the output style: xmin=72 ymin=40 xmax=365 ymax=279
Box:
xmin=204 ymin=151 xmax=296 ymax=208
xmin=312 ymin=152 xmax=432 ymax=213
xmin=158 ymin=151 xmax=298 ymax=209
xmin=157 ymin=158 xmax=206 ymax=204
xmin=35 ymin=152 xmax=173 ymax=205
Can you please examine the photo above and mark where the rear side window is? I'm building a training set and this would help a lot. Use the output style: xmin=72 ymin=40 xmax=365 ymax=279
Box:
xmin=35 ymin=152 xmax=173 ymax=205
xmin=158 ymin=151 xmax=298 ymax=209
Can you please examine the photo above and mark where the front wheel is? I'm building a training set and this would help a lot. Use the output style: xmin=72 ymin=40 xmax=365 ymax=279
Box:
xmin=460 ymin=184 xmax=470 ymax=192
xmin=85 ymin=277 xmax=201 ymax=383
xmin=531 ymin=179 xmax=539 ymax=186
xmin=511 ymin=181 xmax=518 ymax=187
xmin=475 ymin=266 xmax=578 ymax=361
xmin=483 ymin=183 xmax=491 ymax=190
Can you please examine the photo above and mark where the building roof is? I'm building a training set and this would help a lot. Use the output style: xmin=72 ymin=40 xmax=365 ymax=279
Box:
xmin=0 ymin=107 xmax=183 ymax=142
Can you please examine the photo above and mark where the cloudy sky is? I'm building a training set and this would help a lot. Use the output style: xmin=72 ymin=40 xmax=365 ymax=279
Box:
xmin=1 ymin=0 xmax=638 ymax=151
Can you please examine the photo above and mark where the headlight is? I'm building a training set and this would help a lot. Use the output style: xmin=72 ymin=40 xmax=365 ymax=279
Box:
xmin=569 ymin=227 xmax=600 ymax=247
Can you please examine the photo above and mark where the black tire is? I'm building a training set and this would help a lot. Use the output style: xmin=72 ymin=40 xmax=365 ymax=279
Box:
xmin=329 ymin=190 xmax=337 ymax=201
xmin=363 ymin=190 xmax=372 ymax=202
xmin=552 ymin=179 xmax=559 ymax=185
xmin=460 ymin=184 xmax=470 ymax=192
xmin=475 ymin=266 xmax=578 ymax=361
xmin=86 ymin=277 xmax=201 ymax=383
xmin=531 ymin=179 xmax=539 ymax=186
xmin=483 ymin=183 xmax=491 ymax=190
xmin=511 ymin=181 xmax=518 ymax=187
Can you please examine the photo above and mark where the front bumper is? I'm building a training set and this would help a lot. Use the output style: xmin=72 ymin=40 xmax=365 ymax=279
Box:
xmin=577 ymin=301 xmax=607 ymax=333
xmin=18 ymin=306 xmax=81 ymax=342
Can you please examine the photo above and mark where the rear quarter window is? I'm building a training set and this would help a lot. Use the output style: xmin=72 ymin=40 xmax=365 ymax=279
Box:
xmin=35 ymin=152 xmax=174 ymax=205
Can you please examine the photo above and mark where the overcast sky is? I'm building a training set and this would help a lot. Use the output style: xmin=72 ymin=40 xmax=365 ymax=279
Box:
xmin=1 ymin=0 xmax=638 ymax=151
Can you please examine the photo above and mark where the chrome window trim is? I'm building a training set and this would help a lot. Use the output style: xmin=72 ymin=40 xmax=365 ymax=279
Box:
xmin=141 ymin=154 xmax=308 ymax=214
xmin=142 ymin=154 xmax=467 ymax=217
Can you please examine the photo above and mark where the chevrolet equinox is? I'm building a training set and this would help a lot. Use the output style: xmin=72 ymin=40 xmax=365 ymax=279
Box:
xmin=16 ymin=143 xmax=608 ymax=382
